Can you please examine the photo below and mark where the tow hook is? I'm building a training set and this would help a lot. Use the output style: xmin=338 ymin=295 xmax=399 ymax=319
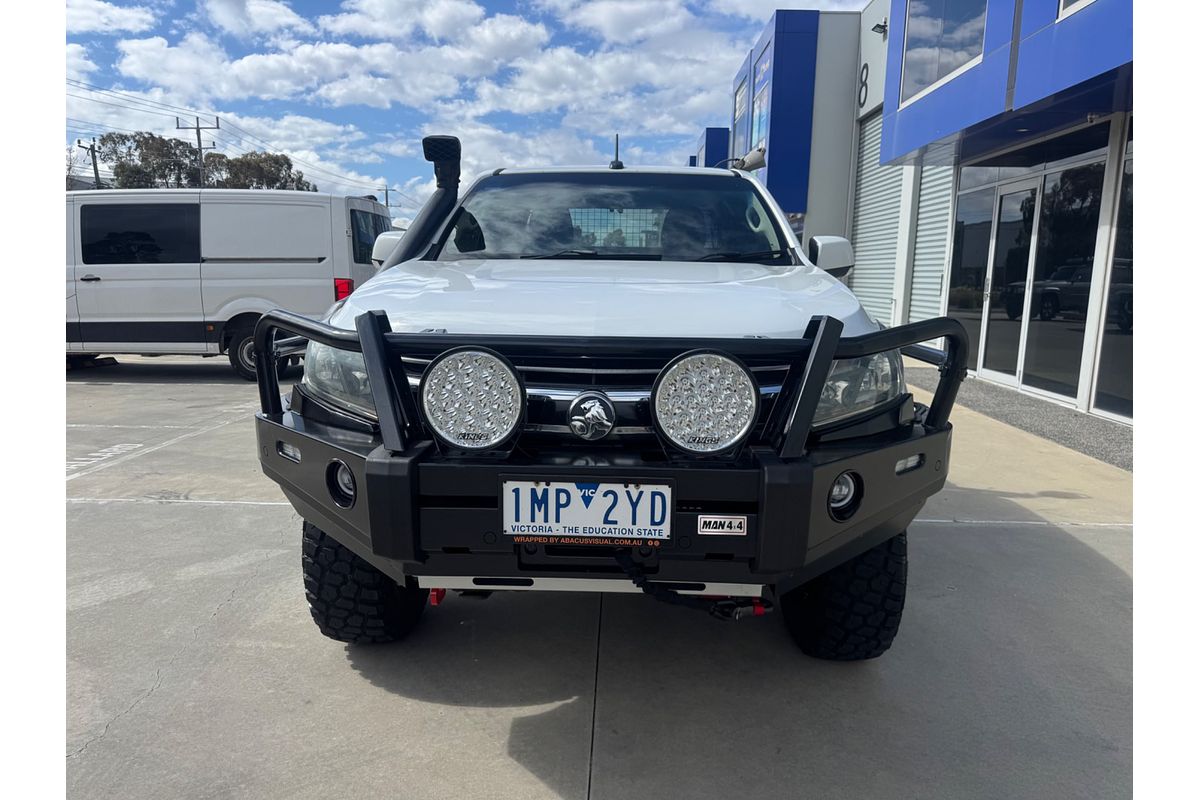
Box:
xmin=429 ymin=588 xmax=446 ymax=607
xmin=710 ymin=597 xmax=773 ymax=622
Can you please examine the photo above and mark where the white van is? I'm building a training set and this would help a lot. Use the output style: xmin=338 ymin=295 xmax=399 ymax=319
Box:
xmin=65 ymin=189 xmax=392 ymax=379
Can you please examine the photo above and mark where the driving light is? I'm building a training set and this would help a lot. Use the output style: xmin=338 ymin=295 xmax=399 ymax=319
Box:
xmin=420 ymin=347 xmax=524 ymax=451
xmin=812 ymin=350 xmax=904 ymax=428
xmin=652 ymin=351 xmax=759 ymax=455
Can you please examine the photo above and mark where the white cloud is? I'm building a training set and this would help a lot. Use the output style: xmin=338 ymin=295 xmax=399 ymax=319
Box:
xmin=66 ymin=43 xmax=99 ymax=81
xmin=705 ymin=0 xmax=868 ymax=20
xmin=201 ymin=0 xmax=315 ymax=38
xmin=558 ymin=0 xmax=693 ymax=45
xmin=317 ymin=0 xmax=487 ymax=41
xmin=67 ymin=0 xmax=157 ymax=34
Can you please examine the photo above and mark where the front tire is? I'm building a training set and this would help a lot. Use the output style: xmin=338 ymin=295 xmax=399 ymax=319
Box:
xmin=779 ymin=532 xmax=907 ymax=661
xmin=301 ymin=522 xmax=427 ymax=644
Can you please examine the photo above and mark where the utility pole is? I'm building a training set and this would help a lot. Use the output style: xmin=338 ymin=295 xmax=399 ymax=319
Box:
xmin=76 ymin=138 xmax=101 ymax=188
xmin=176 ymin=116 xmax=220 ymax=186
xmin=382 ymin=186 xmax=390 ymax=208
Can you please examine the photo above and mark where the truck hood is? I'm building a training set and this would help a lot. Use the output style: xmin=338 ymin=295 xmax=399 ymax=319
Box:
xmin=329 ymin=258 xmax=879 ymax=338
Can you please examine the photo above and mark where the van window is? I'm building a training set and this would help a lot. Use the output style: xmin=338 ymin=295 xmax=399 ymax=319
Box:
xmin=351 ymin=210 xmax=392 ymax=264
xmin=81 ymin=204 xmax=200 ymax=265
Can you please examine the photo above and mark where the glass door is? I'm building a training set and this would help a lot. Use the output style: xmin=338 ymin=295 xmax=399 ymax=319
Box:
xmin=978 ymin=179 xmax=1041 ymax=385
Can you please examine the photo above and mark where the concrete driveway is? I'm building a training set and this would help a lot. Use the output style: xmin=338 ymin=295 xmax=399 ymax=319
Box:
xmin=67 ymin=358 xmax=1131 ymax=799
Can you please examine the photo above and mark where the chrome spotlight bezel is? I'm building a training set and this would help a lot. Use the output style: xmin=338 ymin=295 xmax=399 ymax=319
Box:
xmin=418 ymin=346 xmax=526 ymax=454
xmin=650 ymin=349 xmax=760 ymax=457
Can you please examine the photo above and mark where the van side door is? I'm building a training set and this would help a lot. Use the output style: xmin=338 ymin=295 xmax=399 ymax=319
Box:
xmin=76 ymin=196 xmax=204 ymax=352
xmin=66 ymin=195 xmax=82 ymax=351
xmin=200 ymin=196 xmax=335 ymax=327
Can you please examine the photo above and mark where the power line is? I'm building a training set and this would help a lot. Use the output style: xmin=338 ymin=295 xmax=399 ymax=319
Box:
xmin=66 ymin=78 xmax=210 ymax=117
xmin=66 ymin=92 xmax=181 ymax=121
xmin=65 ymin=80 xmax=420 ymax=202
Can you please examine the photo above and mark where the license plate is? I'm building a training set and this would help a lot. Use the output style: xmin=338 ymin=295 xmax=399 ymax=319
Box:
xmin=502 ymin=480 xmax=672 ymax=542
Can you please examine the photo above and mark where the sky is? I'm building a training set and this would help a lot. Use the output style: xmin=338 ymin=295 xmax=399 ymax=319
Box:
xmin=66 ymin=0 xmax=865 ymax=219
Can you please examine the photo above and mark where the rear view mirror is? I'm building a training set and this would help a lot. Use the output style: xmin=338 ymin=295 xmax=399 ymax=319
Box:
xmin=808 ymin=236 xmax=854 ymax=278
xmin=371 ymin=230 xmax=406 ymax=267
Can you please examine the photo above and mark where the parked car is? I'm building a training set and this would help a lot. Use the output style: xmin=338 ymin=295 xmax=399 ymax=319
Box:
xmin=65 ymin=189 xmax=392 ymax=378
xmin=251 ymin=137 xmax=967 ymax=660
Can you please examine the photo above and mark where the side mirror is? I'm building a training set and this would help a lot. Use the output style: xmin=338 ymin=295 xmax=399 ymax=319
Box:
xmin=371 ymin=230 xmax=406 ymax=267
xmin=808 ymin=235 xmax=854 ymax=278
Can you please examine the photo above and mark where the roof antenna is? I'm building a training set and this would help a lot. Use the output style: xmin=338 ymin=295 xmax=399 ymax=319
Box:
xmin=609 ymin=133 xmax=624 ymax=170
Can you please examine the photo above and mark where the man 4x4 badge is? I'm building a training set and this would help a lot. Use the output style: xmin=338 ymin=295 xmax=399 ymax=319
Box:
xmin=697 ymin=515 xmax=748 ymax=535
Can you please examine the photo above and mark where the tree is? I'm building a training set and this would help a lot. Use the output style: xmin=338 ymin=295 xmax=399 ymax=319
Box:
xmin=214 ymin=151 xmax=315 ymax=191
xmin=93 ymin=130 xmax=317 ymax=191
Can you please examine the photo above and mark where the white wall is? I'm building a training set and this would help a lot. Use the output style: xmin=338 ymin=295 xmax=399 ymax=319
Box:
xmin=802 ymin=12 xmax=860 ymax=244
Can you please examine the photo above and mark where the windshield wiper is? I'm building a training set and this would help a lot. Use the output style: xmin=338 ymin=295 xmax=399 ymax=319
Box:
xmin=520 ymin=249 xmax=600 ymax=259
xmin=695 ymin=249 xmax=790 ymax=263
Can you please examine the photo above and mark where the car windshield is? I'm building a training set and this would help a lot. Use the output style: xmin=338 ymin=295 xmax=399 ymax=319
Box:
xmin=432 ymin=172 xmax=791 ymax=264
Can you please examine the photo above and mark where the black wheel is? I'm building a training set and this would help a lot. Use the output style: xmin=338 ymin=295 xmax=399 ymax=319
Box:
xmin=1005 ymin=299 xmax=1022 ymax=320
xmin=1117 ymin=296 xmax=1132 ymax=333
xmin=227 ymin=326 xmax=260 ymax=381
xmin=227 ymin=324 xmax=288 ymax=381
xmin=1039 ymin=294 xmax=1059 ymax=321
xmin=66 ymin=353 xmax=98 ymax=368
xmin=301 ymin=521 xmax=427 ymax=644
xmin=779 ymin=532 xmax=907 ymax=661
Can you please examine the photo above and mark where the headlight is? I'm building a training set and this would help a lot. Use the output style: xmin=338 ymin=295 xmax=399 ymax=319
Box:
xmin=652 ymin=351 xmax=759 ymax=455
xmin=301 ymin=341 xmax=377 ymax=418
xmin=812 ymin=350 xmax=905 ymax=428
xmin=420 ymin=348 xmax=524 ymax=451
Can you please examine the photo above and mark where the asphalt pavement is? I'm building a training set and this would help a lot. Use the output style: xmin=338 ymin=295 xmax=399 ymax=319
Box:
xmin=66 ymin=356 xmax=1132 ymax=799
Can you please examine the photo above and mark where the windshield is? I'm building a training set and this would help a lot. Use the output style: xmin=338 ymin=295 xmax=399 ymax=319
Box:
xmin=432 ymin=172 xmax=791 ymax=264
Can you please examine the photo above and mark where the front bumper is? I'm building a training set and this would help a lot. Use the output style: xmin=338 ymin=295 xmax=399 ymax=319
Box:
xmin=252 ymin=310 xmax=968 ymax=595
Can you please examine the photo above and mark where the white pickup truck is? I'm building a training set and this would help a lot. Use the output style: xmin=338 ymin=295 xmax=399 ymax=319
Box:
xmin=251 ymin=136 xmax=968 ymax=660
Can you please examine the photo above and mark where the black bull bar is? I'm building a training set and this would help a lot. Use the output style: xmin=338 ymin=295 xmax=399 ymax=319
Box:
xmin=252 ymin=309 xmax=969 ymax=458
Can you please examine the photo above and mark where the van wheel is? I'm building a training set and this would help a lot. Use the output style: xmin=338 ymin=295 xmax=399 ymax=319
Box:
xmin=302 ymin=522 xmax=427 ymax=644
xmin=778 ymin=532 xmax=907 ymax=661
xmin=227 ymin=326 xmax=289 ymax=381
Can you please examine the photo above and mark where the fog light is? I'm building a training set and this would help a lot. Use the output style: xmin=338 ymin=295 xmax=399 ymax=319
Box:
xmin=895 ymin=453 xmax=924 ymax=474
xmin=327 ymin=460 xmax=356 ymax=508
xmin=828 ymin=471 xmax=862 ymax=521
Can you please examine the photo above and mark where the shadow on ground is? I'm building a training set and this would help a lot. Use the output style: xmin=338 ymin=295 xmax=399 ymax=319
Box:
xmin=67 ymin=357 xmax=302 ymax=386
xmin=344 ymin=485 xmax=1131 ymax=800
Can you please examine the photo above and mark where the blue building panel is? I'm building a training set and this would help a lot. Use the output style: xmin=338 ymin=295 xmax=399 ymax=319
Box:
xmin=730 ymin=10 xmax=819 ymax=214
xmin=1012 ymin=0 xmax=1133 ymax=110
xmin=695 ymin=127 xmax=730 ymax=168
xmin=881 ymin=0 xmax=1018 ymax=164
xmin=882 ymin=0 xmax=1132 ymax=165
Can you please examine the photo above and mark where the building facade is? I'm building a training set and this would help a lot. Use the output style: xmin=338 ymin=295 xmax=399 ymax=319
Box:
xmin=703 ymin=0 xmax=1131 ymax=422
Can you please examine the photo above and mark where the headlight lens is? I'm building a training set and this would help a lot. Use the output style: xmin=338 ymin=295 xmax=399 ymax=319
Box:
xmin=420 ymin=348 xmax=524 ymax=450
xmin=812 ymin=350 xmax=905 ymax=428
xmin=301 ymin=341 xmax=377 ymax=418
xmin=652 ymin=351 xmax=759 ymax=454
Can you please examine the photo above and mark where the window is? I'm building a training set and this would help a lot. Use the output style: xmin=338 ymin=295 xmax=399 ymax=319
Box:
xmin=732 ymin=79 xmax=749 ymax=158
xmin=80 ymin=203 xmax=200 ymax=265
xmin=1021 ymin=161 xmax=1106 ymax=398
xmin=1094 ymin=143 xmax=1132 ymax=416
xmin=350 ymin=210 xmax=392 ymax=264
xmin=901 ymin=0 xmax=988 ymax=102
xmin=434 ymin=172 xmax=787 ymax=264
xmin=1059 ymin=0 xmax=1096 ymax=19
xmin=751 ymin=43 xmax=772 ymax=151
